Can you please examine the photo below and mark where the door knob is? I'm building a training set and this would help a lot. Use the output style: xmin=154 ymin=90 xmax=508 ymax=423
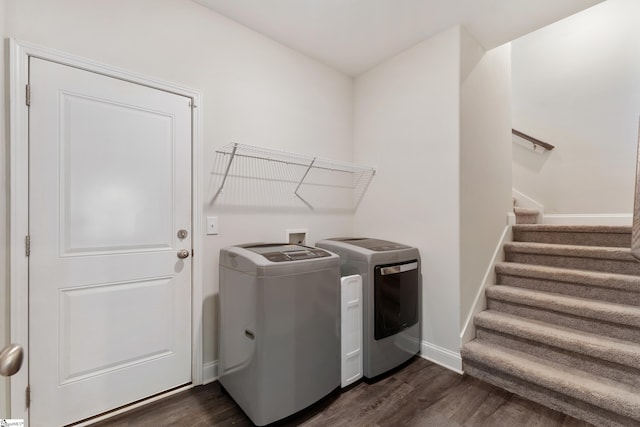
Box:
xmin=177 ymin=249 xmax=190 ymax=259
xmin=0 ymin=344 xmax=23 ymax=377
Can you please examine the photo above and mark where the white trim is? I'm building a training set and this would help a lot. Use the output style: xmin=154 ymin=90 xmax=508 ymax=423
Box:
xmin=9 ymin=39 xmax=204 ymax=422
xmin=512 ymin=188 xmax=544 ymax=216
xmin=202 ymin=361 xmax=219 ymax=385
xmin=9 ymin=38 xmax=31 ymax=423
xmin=72 ymin=384 xmax=193 ymax=427
xmin=460 ymin=225 xmax=512 ymax=346
xmin=420 ymin=341 xmax=463 ymax=374
xmin=543 ymin=213 xmax=632 ymax=226
xmin=190 ymin=73 xmax=204 ymax=388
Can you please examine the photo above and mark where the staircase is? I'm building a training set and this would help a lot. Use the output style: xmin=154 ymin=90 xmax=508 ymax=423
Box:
xmin=461 ymin=224 xmax=640 ymax=427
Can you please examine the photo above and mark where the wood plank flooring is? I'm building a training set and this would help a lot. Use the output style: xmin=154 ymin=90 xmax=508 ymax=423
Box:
xmin=92 ymin=357 xmax=593 ymax=427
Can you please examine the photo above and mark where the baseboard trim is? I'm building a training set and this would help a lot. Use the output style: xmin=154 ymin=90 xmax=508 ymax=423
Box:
xmin=543 ymin=214 xmax=632 ymax=226
xmin=202 ymin=361 xmax=219 ymax=385
xmin=420 ymin=341 xmax=463 ymax=374
xmin=460 ymin=225 xmax=511 ymax=346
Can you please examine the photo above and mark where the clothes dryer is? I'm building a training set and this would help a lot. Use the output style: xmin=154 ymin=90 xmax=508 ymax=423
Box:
xmin=316 ymin=238 xmax=420 ymax=379
xmin=219 ymin=243 xmax=340 ymax=426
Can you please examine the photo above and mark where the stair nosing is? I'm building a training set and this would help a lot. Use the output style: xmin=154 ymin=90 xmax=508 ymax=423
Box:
xmin=462 ymin=340 xmax=640 ymax=420
xmin=512 ymin=224 xmax=631 ymax=234
xmin=474 ymin=310 xmax=640 ymax=369
xmin=503 ymin=241 xmax=634 ymax=261
xmin=495 ymin=262 xmax=640 ymax=291
xmin=486 ymin=285 xmax=640 ymax=327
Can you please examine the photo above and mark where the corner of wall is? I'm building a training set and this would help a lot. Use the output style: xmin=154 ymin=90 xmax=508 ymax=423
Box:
xmin=459 ymin=26 xmax=486 ymax=85
xmin=420 ymin=340 xmax=463 ymax=374
xmin=459 ymin=41 xmax=513 ymax=337
xmin=202 ymin=360 xmax=219 ymax=385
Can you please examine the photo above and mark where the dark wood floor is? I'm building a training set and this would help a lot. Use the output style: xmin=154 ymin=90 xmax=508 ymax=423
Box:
xmin=93 ymin=357 xmax=593 ymax=427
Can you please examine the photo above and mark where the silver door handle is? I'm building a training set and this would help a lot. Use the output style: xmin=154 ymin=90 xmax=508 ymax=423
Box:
xmin=380 ymin=261 xmax=418 ymax=275
xmin=177 ymin=249 xmax=190 ymax=259
xmin=0 ymin=344 xmax=23 ymax=377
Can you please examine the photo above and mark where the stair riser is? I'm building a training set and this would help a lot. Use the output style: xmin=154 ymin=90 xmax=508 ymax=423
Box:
xmin=487 ymin=299 xmax=640 ymax=343
xmin=497 ymin=274 xmax=640 ymax=306
xmin=463 ymin=362 xmax=638 ymax=427
xmin=515 ymin=215 xmax=538 ymax=225
xmin=512 ymin=230 xmax=631 ymax=248
xmin=476 ymin=328 xmax=640 ymax=388
xmin=504 ymin=252 xmax=640 ymax=276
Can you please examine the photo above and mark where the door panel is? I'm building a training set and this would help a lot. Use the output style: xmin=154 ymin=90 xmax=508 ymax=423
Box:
xmin=61 ymin=92 xmax=174 ymax=254
xmin=29 ymin=57 xmax=192 ymax=426
xmin=58 ymin=277 xmax=175 ymax=385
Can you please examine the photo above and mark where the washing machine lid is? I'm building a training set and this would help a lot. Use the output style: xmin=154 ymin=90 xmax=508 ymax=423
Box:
xmin=241 ymin=243 xmax=332 ymax=262
xmin=328 ymin=238 xmax=410 ymax=252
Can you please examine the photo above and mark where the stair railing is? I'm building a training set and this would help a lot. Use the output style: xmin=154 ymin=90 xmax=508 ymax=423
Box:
xmin=512 ymin=129 xmax=555 ymax=151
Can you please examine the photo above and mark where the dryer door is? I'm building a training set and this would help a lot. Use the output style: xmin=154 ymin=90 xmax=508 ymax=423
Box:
xmin=373 ymin=260 xmax=419 ymax=340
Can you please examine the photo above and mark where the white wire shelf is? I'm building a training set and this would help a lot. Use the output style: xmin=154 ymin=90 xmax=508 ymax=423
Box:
xmin=211 ymin=143 xmax=376 ymax=211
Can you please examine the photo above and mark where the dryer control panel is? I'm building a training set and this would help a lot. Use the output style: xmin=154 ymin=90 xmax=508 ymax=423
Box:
xmin=330 ymin=238 xmax=409 ymax=252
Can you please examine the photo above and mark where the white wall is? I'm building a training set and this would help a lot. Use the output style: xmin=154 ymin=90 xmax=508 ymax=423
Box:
xmin=512 ymin=0 xmax=640 ymax=214
xmin=1 ymin=0 xmax=9 ymax=417
xmin=3 ymin=0 xmax=354 ymax=379
xmin=353 ymin=27 xmax=462 ymax=368
xmin=459 ymin=32 xmax=512 ymax=325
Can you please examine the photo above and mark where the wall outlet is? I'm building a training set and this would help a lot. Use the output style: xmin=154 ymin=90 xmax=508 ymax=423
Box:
xmin=206 ymin=216 xmax=219 ymax=235
xmin=286 ymin=228 xmax=308 ymax=245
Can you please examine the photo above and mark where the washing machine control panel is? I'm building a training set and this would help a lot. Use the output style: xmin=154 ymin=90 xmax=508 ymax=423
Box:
xmin=244 ymin=244 xmax=332 ymax=262
xmin=263 ymin=249 xmax=331 ymax=262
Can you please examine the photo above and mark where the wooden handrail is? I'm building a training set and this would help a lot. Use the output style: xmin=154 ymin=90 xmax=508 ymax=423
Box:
xmin=512 ymin=129 xmax=555 ymax=151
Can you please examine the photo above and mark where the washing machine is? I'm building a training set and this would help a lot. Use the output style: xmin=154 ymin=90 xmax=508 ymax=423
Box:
xmin=315 ymin=238 xmax=420 ymax=379
xmin=218 ymin=243 xmax=340 ymax=426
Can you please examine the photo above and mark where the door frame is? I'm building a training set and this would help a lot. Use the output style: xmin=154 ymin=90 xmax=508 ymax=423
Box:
xmin=9 ymin=38 xmax=204 ymax=423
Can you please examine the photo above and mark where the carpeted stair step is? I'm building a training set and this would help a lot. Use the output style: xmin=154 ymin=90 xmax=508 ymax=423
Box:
xmin=495 ymin=262 xmax=640 ymax=306
xmin=464 ymin=222 xmax=640 ymax=424
xmin=486 ymin=285 xmax=640 ymax=342
xmin=474 ymin=310 xmax=640 ymax=387
xmin=503 ymin=241 xmax=640 ymax=275
xmin=462 ymin=341 xmax=640 ymax=427
xmin=512 ymin=224 xmax=631 ymax=248
xmin=513 ymin=207 xmax=540 ymax=224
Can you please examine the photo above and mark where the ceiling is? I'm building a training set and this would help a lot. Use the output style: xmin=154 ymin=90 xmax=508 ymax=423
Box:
xmin=193 ymin=0 xmax=604 ymax=76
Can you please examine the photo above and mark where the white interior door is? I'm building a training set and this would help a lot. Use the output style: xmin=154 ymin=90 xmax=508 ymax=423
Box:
xmin=28 ymin=57 xmax=193 ymax=426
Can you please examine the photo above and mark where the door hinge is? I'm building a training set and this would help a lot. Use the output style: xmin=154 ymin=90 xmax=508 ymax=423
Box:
xmin=188 ymin=100 xmax=197 ymax=109
xmin=26 ymin=84 xmax=31 ymax=107
xmin=25 ymin=235 xmax=31 ymax=257
xmin=26 ymin=385 xmax=31 ymax=409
